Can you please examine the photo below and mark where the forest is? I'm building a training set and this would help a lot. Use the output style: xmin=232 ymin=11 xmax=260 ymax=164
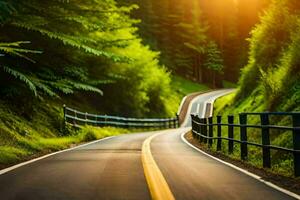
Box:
xmin=122 ymin=0 xmax=300 ymax=113
xmin=121 ymin=0 xmax=270 ymax=86
xmin=0 ymin=0 xmax=300 ymax=174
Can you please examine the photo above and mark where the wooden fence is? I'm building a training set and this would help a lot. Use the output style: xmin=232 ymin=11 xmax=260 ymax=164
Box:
xmin=64 ymin=105 xmax=179 ymax=129
xmin=191 ymin=112 xmax=300 ymax=177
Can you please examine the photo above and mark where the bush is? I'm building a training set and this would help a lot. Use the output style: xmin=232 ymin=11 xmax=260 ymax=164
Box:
xmin=236 ymin=0 xmax=300 ymax=111
xmin=101 ymin=41 xmax=178 ymax=118
xmin=82 ymin=130 xmax=97 ymax=142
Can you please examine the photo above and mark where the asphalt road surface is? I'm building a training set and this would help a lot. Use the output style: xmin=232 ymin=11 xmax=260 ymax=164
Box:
xmin=0 ymin=90 xmax=297 ymax=200
xmin=181 ymin=89 xmax=235 ymax=127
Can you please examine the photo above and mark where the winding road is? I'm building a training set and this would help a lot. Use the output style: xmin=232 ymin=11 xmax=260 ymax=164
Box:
xmin=0 ymin=90 xmax=298 ymax=200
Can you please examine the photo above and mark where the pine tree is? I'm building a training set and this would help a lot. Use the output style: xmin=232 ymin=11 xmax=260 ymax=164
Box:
xmin=204 ymin=41 xmax=224 ymax=88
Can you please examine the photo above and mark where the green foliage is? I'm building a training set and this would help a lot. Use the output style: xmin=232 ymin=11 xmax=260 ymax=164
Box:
xmin=0 ymin=0 xmax=15 ymax=23
xmin=222 ymin=80 xmax=237 ymax=89
xmin=237 ymin=0 xmax=300 ymax=111
xmin=0 ymin=41 xmax=42 ymax=62
xmin=121 ymin=0 xmax=270 ymax=84
xmin=204 ymin=41 xmax=224 ymax=73
xmin=0 ymin=0 xmax=132 ymax=100
xmin=213 ymin=0 xmax=300 ymax=177
xmin=0 ymin=100 xmax=131 ymax=165
xmin=1 ymin=66 xmax=37 ymax=96
xmin=0 ymin=0 xmax=179 ymax=119
xmin=203 ymin=41 xmax=224 ymax=87
xmin=82 ymin=130 xmax=97 ymax=142
xmin=171 ymin=75 xmax=210 ymax=98
xmin=101 ymin=41 xmax=180 ymax=117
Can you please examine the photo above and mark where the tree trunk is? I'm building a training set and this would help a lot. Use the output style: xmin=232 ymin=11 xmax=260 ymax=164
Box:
xmin=193 ymin=57 xmax=197 ymax=81
xmin=196 ymin=55 xmax=203 ymax=83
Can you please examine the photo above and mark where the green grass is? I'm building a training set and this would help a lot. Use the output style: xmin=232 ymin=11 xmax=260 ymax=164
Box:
xmin=0 ymin=124 xmax=129 ymax=166
xmin=0 ymin=75 xmax=211 ymax=167
xmin=222 ymin=80 xmax=237 ymax=89
xmin=211 ymin=90 xmax=295 ymax=177
xmin=171 ymin=75 xmax=210 ymax=98
xmin=0 ymin=100 xmax=132 ymax=167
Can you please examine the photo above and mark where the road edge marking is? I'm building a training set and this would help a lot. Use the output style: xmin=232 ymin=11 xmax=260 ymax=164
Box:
xmin=180 ymin=131 xmax=300 ymax=200
xmin=0 ymin=136 xmax=115 ymax=176
xmin=142 ymin=132 xmax=175 ymax=200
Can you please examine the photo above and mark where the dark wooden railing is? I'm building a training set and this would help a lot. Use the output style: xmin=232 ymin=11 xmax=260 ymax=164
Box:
xmin=64 ymin=105 xmax=179 ymax=129
xmin=191 ymin=112 xmax=300 ymax=177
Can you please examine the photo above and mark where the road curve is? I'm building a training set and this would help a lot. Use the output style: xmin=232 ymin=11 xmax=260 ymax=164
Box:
xmin=0 ymin=90 xmax=297 ymax=200
xmin=181 ymin=89 xmax=235 ymax=127
xmin=151 ymin=128 xmax=295 ymax=200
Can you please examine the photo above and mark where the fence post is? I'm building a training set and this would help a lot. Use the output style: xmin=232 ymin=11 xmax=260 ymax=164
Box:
xmin=193 ymin=115 xmax=197 ymax=139
xmin=292 ymin=114 xmax=300 ymax=177
xmin=260 ymin=114 xmax=271 ymax=168
xmin=63 ymin=104 xmax=66 ymax=126
xmin=203 ymin=118 xmax=208 ymax=144
xmin=168 ymin=119 xmax=172 ymax=129
xmin=85 ymin=112 xmax=88 ymax=126
xmin=95 ymin=115 xmax=98 ymax=127
xmin=199 ymin=118 xmax=204 ymax=143
xmin=74 ymin=110 xmax=77 ymax=126
xmin=191 ymin=115 xmax=195 ymax=138
xmin=239 ymin=114 xmax=248 ymax=161
xmin=194 ymin=115 xmax=201 ymax=140
xmin=228 ymin=115 xmax=234 ymax=154
xmin=173 ymin=117 xmax=176 ymax=128
xmin=217 ymin=116 xmax=222 ymax=151
xmin=176 ymin=114 xmax=180 ymax=128
xmin=208 ymin=117 xmax=213 ymax=148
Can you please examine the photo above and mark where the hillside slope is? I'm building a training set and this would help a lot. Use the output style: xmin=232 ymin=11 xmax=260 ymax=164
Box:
xmin=214 ymin=0 xmax=300 ymax=176
xmin=0 ymin=75 xmax=209 ymax=168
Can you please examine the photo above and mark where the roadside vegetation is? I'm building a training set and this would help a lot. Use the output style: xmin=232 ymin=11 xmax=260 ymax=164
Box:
xmin=0 ymin=0 xmax=211 ymax=167
xmin=0 ymin=74 xmax=210 ymax=167
xmin=0 ymin=99 xmax=130 ymax=167
xmin=171 ymin=75 xmax=210 ymax=99
xmin=213 ymin=0 xmax=300 ymax=177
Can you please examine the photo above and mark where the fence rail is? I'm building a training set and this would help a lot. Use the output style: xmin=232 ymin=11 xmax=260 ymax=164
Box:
xmin=191 ymin=112 xmax=300 ymax=177
xmin=64 ymin=105 xmax=179 ymax=129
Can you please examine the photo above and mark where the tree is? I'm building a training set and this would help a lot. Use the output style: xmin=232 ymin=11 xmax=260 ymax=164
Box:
xmin=120 ymin=0 xmax=271 ymax=84
xmin=204 ymin=41 xmax=224 ymax=88
xmin=236 ymin=0 xmax=300 ymax=111
xmin=0 ymin=0 xmax=177 ymax=117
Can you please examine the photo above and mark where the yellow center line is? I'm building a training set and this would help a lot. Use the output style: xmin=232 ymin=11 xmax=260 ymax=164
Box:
xmin=142 ymin=131 xmax=175 ymax=200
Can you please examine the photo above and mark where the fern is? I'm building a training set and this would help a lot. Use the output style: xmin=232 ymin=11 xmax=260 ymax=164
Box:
xmin=0 ymin=0 xmax=142 ymax=101
xmin=41 ymin=79 xmax=103 ymax=96
xmin=0 ymin=0 xmax=15 ymax=23
xmin=12 ymin=21 xmax=123 ymax=62
xmin=46 ymin=80 xmax=74 ymax=95
xmin=1 ymin=66 xmax=37 ymax=96
xmin=0 ymin=41 xmax=42 ymax=63
xmin=30 ymin=77 xmax=59 ymax=98
xmin=67 ymin=80 xmax=103 ymax=95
